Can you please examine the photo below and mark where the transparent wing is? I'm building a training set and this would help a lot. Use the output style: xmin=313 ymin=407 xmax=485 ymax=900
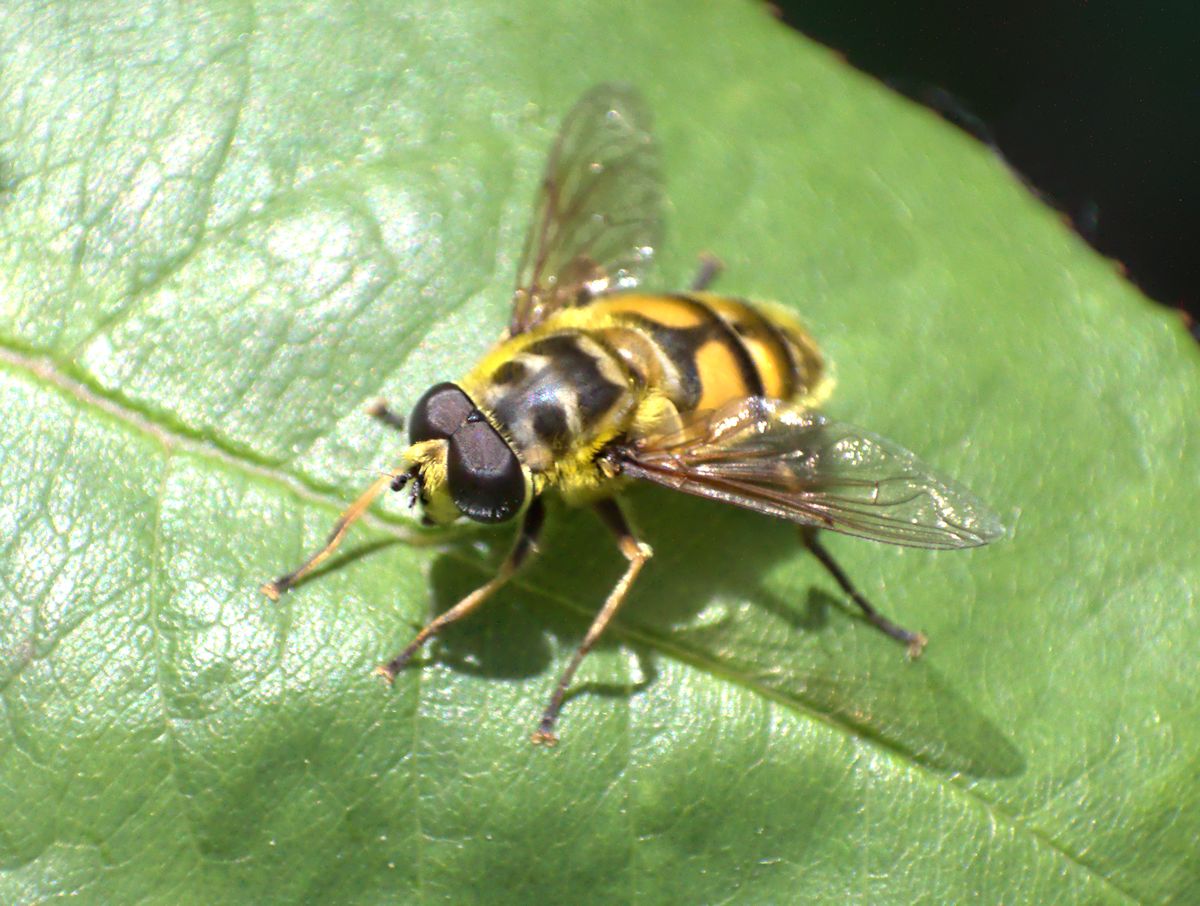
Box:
xmin=617 ymin=398 xmax=1005 ymax=549
xmin=510 ymin=84 xmax=663 ymax=335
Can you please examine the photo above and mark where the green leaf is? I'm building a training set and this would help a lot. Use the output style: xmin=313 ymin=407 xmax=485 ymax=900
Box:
xmin=2 ymin=1 xmax=1197 ymax=903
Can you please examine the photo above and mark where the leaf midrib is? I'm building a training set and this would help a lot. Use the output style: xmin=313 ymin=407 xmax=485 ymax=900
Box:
xmin=0 ymin=342 xmax=1140 ymax=904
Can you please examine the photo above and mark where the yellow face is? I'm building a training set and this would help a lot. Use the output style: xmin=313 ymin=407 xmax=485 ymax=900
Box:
xmin=401 ymin=440 xmax=458 ymax=526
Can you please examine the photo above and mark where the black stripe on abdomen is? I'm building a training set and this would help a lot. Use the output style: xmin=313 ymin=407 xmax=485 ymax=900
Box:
xmin=632 ymin=295 xmax=764 ymax=410
xmin=724 ymin=298 xmax=798 ymax=400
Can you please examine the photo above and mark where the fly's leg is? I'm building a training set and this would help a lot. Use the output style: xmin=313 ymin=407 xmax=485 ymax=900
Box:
xmin=367 ymin=399 xmax=406 ymax=432
xmin=690 ymin=252 xmax=724 ymax=291
xmin=375 ymin=497 xmax=546 ymax=682
xmin=800 ymin=527 xmax=927 ymax=657
xmin=531 ymin=498 xmax=652 ymax=746
xmin=262 ymin=472 xmax=400 ymax=600
xmin=263 ymin=399 xmax=410 ymax=598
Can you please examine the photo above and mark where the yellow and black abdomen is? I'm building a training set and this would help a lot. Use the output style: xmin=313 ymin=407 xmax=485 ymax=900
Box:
xmin=590 ymin=292 xmax=825 ymax=414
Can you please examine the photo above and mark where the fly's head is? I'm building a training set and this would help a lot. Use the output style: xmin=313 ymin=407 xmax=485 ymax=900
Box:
xmin=397 ymin=382 xmax=530 ymax=526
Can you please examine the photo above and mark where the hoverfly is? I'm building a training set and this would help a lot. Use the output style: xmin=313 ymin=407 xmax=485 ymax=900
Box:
xmin=263 ymin=84 xmax=1004 ymax=745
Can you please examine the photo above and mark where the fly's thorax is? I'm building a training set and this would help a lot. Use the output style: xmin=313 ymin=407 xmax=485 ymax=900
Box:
xmin=464 ymin=330 xmax=640 ymax=476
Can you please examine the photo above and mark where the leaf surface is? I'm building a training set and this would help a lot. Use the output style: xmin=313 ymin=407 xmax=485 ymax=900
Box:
xmin=1 ymin=1 xmax=1197 ymax=903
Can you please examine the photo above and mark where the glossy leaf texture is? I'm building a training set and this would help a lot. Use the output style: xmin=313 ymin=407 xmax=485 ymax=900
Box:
xmin=1 ymin=2 xmax=1197 ymax=903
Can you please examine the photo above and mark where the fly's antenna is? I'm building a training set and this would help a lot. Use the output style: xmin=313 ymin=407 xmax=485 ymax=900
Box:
xmin=367 ymin=399 xmax=406 ymax=433
xmin=361 ymin=467 xmax=402 ymax=482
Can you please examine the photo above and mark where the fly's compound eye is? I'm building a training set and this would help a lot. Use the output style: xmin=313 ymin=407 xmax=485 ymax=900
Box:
xmin=446 ymin=420 xmax=526 ymax=523
xmin=408 ymin=382 xmax=475 ymax=444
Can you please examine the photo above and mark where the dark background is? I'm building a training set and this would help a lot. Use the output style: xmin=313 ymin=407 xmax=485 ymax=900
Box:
xmin=776 ymin=1 xmax=1199 ymax=336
